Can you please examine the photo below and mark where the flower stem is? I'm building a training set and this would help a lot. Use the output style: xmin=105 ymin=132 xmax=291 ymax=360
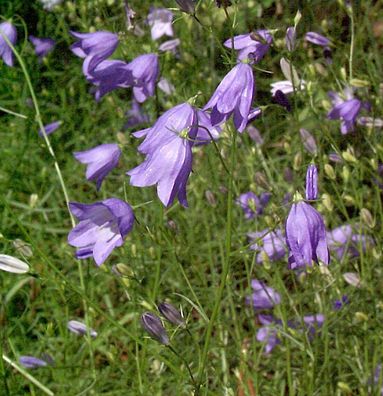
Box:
xmin=348 ymin=4 xmax=355 ymax=82
xmin=167 ymin=345 xmax=197 ymax=390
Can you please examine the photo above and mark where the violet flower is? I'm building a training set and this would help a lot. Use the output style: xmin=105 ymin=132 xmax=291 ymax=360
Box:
xmin=127 ymin=53 xmax=159 ymax=103
xmin=333 ymin=295 xmax=349 ymax=310
xmin=158 ymin=77 xmax=175 ymax=96
xmin=236 ymin=191 xmax=271 ymax=219
xmin=327 ymin=88 xmax=362 ymax=134
xmin=224 ymin=30 xmax=272 ymax=63
xmin=273 ymin=90 xmax=291 ymax=112
xmin=29 ymin=36 xmax=55 ymax=61
xmin=285 ymin=196 xmax=329 ymax=269
xmin=159 ymin=38 xmax=180 ymax=54
xmin=158 ymin=302 xmax=185 ymax=326
xmin=247 ymin=279 xmax=281 ymax=310
xmin=38 ymin=120 xmax=62 ymax=137
xmin=299 ymin=128 xmax=317 ymax=155
xmin=0 ymin=21 xmax=17 ymax=67
xmin=19 ymin=356 xmax=48 ymax=369
xmin=203 ymin=63 xmax=255 ymax=133
xmin=67 ymin=320 xmax=98 ymax=337
xmin=305 ymin=32 xmax=330 ymax=47
xmin=270 ymin=80 xmax=306 ymax=96
xmin=286 ymin=27 xmax=296 ymax=51
xmin=68 ymin=198 xmax=134 ymax=266
xmin=141 ymin=312 xmax=169 ymax=345
xmin=302 ymin=314 xmax=325 ymax=337
xmin=147 ymin=8 xmax=174 ymax=41
xmin=127 ymin=103 xmax=197 ymax=207
xmin=256 ymin=314 xmax=281 ymax=354
xmin=74 ymin=143 xmax=121 ymax=190
xmin=248 ymin=228 xmax=286 ymax=264
xmin=305 ymin=164 xmax=318 ymax=200
xmin=125 ymin=100 xmax=149 ymax=128
xmin=70 ymin=30 xmax=119 ymax=73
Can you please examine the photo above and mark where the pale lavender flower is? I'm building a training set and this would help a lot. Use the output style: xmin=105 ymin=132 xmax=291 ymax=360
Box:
xmin=328 ymin=152 xmax=343 ymax=163
xmin=256 ymin=324 xmax=280 ymax=354
xmin=247 ymin=279 xmax=281 ymax=310
xmin=305 ymin=164 xmax=318 ymax=200
xmin=299 ymin=128 xmax=317 ymax=155
xmin=68 ymin=199 xmax=134 ymax=266
xmin=38 ymin=120 xmax=61 ymax=137
xmin=286 ymin=200 xmax=329 ymax=269
xmin=305 ymin=32 xmax=330 ymax=47
xmin=286 ymin=27 xmax=296 ymax=51
xmin=127 ymin=53 xmax=159 ymax=103
xmin=74 ymin=143 xmax=121 ymax=190
xmin=125 ymin=100 xmax=149 ymax=128
xmin=247 ymin=125 xmax=263 ymax=145
xmin=67 ymin=320 xmax=98 ymax=337
xmin=270 ymin=80 xmax=306 ymax=96
xmin=0 ymin=254 xmax=29 ymax=274
xmin=302 ymin=314 xmax=325 ymax=337
xmin=248 ymin=228 xmax=287 ymax=264
xmin=224 ymin=30 xmax=272 ymax=63
xmin=29 ymin=36 xmax=55 ymax=61
xmin=19 ymin=356 xmax=48 ymax=369
xmin=147 ymin=8 xmax=174 ymax=41
xmin=203 ymin=63 xmax=255 ymax=133
xmin=158 ymin=77 xmax=175 ymax=95
xmin=141 ymin=312 xmax=169 ymax=345
xmin=158 ymin=302 xmax=185 ymax=326
xmin=371 ymin=364 xmax=383 ymax=395
xmin=159 ymin=38 xmax=180 ymax=54
xmin=236 ymin=191 xmax=271 ymax=219
xmin=0 ymin=22 xmax=17 ymax=67
xmin=127 ymin=103 xmax=197 ymax=207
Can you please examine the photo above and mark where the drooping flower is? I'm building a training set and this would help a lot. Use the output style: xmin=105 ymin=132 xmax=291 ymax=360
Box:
xmin=141 ymin=312 xmax=170 ymax=345
xmin=158 ymin=302 xmax=185 ymax=326
xmin=70 ymin=30 xmax=119 ymax=73
xmin=0 ymin=22 xmax=17 ymax=67
xmin=246 ymin=279 xmax=281 ymax=310
xmin=299 ymin=128 xmax=317 ymax=155
xmin=147 ymin=8 xmax=174 ymax=41
xmin=67 ymin=320 xmax=98 ymax=337
xmin=68 ymin=198 xmax=134 ymax=266
xmin=74 ymin=144 xmax=121 ymax=190
xmin=19 ymin=356 xmax=48 ymax=369
xmin=305 ymin=164 xmax=318 ymax=200
xmin=327 ymin=88 xmax=363 ymax=134
xmin=285 ymin=197 xmax=329 ymax=269
xmin=236 ymin=191 xmax=271 ymax=219
xmin=127 ymin=53 xmax=159 ymax=103
xmin=248 ymin=228 xmax=286 ymax=264
xmin=286 ymin=27 xmax=296 ymax=51
xmin=203 ymin=63 xmax=255 ymax=133
xmin=125 ymin=100 xmax=149 ymax=129
xmin=305 ymin=32 xmax=330 ymax=47
xmin=29 ymin=36 xmax=55 ymax=61
xmin=0 ymin=254 xmax=29 ymax=274
xmin=224 ymin=30 xmax=272 ymax=63
xmin=38 ymin=120 xmax=61 ymax=137
xmin=270 ymin=80 xmax=306 ymax=96
xmin=124 ymin=2 xmax=136 ymax=31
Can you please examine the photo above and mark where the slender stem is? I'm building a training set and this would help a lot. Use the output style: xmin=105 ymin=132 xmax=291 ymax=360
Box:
xmin=167 ymin=345 xmax=197 ymax=390
xmin=0 ymin=31 xmax=75 ymax=227
xmin=196 ymin=128 xmax=237 ymax=392
xmin=0 ymin=105 xmax=27 ymax=119
xmin=348 ymin=4 xmax=355 ymax=82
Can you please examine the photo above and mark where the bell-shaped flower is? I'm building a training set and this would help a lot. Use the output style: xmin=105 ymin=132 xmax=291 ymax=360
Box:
xmin=127 ymin=53 xmax=159 ymax=103
xmin=74 ymin=143 xmax=121 ymax=190
xmin=305 ymin=32 xmax=330 ymax=47
xmin=0 ymin=254 xmax=29 ymax=274
xmin=29 ymin=36 xmax=55 ymax=61
xmin=0 ymin=21 xmax=17 ymax=67
xmin=224 ymin=30 xmax=272 ymax=63
xmin=141 ymin=312 xmax=170 ymax=345
xmin=248 ymin=228 xmax=286 ymax=264
xmin=70 ymin=30 xmax=119 ymax=73
xmin=305 ymin=164 xmax=318 ymax=200
xmin=128 ymin=103 xmax=197 ymax=207
xmin=38 ymin=120 xmax=62 ymax=137
xmin=147 ymin=8 xmax=174 ymax=41
xmin=286 ymin=196 xmax=329 ymax=269
xmin=67 ymin=320 xmax=98 ymax=337
xmin=203 ymin=62 xmax=255 ymax=133
xmin=256 ymin=315 xmax=281 ymax=354
xmin=158 ymin=302 xmax=185 ymax=326
xmin=68 ymin=198 xmax=134 ymax=266
xmin=236 ymin=191 xmax=271 ymax=219
xmin=246 ymin=279 xmax=281 ymax=310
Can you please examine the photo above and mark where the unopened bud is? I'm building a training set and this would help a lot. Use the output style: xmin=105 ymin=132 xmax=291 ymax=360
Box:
xmin=254 ymin=172 xmax=270 ymax=189
xmin=158 ymin=302 xmax=185 ymax=326
xmin=324 ymin=164 xmax=336 ymax=180
xmin=29 ymin=194 xmax=38 ymax=208
xmin=354 ymin=311 xmax=368 ymax=322
xmin=343 ymin=272 xmax=361 ymax=288
xmin=12 ymin=239 xmax=33 ymax=258
xmin=205 ymin=190 xmax=217 ymax=206
xmin=141 ymin=312 xmax=169 ymax=345
xmin=342 ymin=166 xmax=350 ymax=183
xmin=360 ymin=208 xmax=375 ymax=228
xmin=342 ymin=149 xmax=357 ymax=163
xmin=322 ymin=193 xmax=333 ymax=211
xmin=0 ymin=254 xmax=29 ymax=274
xmin=175 ymin=0 xmax=195 ymax=14
xmin=305 ymin=164 xmax=318 ymax=200
xmin=337 ymin=382 xmax=352 ymax=393
xmin=343 ymin=195 xmax=355 ymax=206
xmin=293 ymin=152 xmax=302 ymax=171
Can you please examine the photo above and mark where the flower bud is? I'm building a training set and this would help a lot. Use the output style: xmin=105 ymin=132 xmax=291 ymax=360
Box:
xmin=360 ymin=208 xmax=375 ymax=228
xmin=12 ymin=239 xmax=33 ymax=258
xmin=293 ymin=152 xmax=302 ymax=171
xmin=158 ymin=302 xmax=185 ymax=326
xmin=343 ymin=272 xmax=361 ymax=288
xmin=305 ymin=164 xmax=318 ymax=200
xmin=299 ymin=128 xmax=317 ymax=155
xmin=67 ymin=320 xmax=97 ymax=337
xmin=322 ymin=193 xmax=333 ymax=212
xmin=285 ymin=27 xmax=296 ymax=51
xmin=0 ymin=254 xmax=29 ymax=274
xmin=337 ymin=382 xmax=352 ymax=393
xmin=342 ymin=149 xmax=357 ymax=163
xmin=141 ymin=312 xmax=169 ymax=345
xmin=175 ymin=0 xmax=195 ymax=14
xmin=324 ymin=164 xmax=336 ymax=180
xmin=19 ymin=356 xmax=48 ymax=369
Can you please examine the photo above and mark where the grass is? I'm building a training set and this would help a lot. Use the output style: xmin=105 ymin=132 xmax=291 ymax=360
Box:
xmin=0 ymin=0 xmax=383 ymax=394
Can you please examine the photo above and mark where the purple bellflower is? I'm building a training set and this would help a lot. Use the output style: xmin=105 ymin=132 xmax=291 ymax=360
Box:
xmin=68 ymin=198 xmax=134 ymax=266
xmin=246 ymin=279 xmax=281 ymax=310
xmin=158 ymin=302 xmax=185 ymax=326
xmin=224 ymin=30 xmax=272 ymax=63
xmin=127 ymin=53 xmax=159 ymax=103
xmin=285 ymin=195 xmax=329 ymax=269
xmin=74 ymin=143 xmax=121 ymax=190
xmin=125 ymin=100 xmax=149 ymax=129
xmin=327 ymin=88 xmax=363 ymax=134
xmin=147 ymin=8 xmax=174 ymax=41
xmin=333 ymin=295 xmax=349 ymax=310
xmin=203 ymin=62 xmax=255 ymax=133
xmin=236 ymin=191 xmax=271 ymax=219
xmin=67 ymin=320 xmax=98 ymax=337
xmin=302 ymin=314 xmax=325 ymax=338
xmin=70 ymin=30 xmax=119 ymax=73
xmin=141 ymin=312 xmax=170 ymax=345
xmin=128 ymin=103 xmax=197 ymax=207
xmin=29 ymin=36 xmax=55 ymax=61
xmin=38 ymin=120 xmax=61 ymax=137
xmin=305 ymin=164 xmax=318 ymax=200
xmin=19 ymin=356 xmax=48 ymax=369
xmin=256 ymin=314 xmax=281 ymax=354
xmin=305 ymin=32 xmax=330 ymax=47
xmin=286 ymin=27 xmax=296 ymax=51
xmin=248 ymin=228 xmax=286 ymax=264
xmin=0 ymin=22 xmax=17 ymax=67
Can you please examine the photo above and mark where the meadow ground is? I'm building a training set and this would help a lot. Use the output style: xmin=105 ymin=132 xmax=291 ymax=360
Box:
xmin=0 ymin=0 xmax=383 ymax=395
